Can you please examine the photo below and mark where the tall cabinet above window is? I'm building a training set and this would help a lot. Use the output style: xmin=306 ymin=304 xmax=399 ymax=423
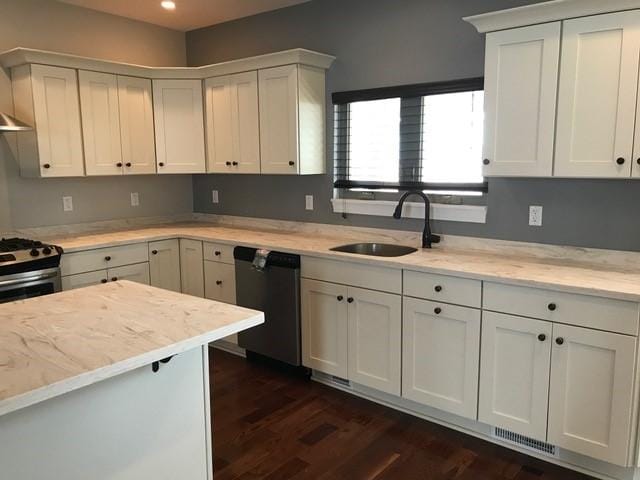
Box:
xmin=466 ymin=0 xmax=640 ymax=179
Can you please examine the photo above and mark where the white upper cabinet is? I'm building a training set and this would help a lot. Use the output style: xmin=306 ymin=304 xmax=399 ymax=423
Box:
xmin=205 ymin=72 xmax=260 ymax=174
xmin=118 ymin=76 xmax=156 ymax=175
xmin=548 ymin=324 xmax=636 ymax=466
xmin=555 ymin=11 xmax=640 ymax=177
xmin=259 ymin=65 xmax=326 ymax=175
xmin=79 ymin=71 xmax=123 ymax=176
xmin=483 ymin=23 xmax=560 ymax=177
xmin=12 ymin=64 xmax=84 ymax=177
xmin=153 ymin=79 xmax=206 ymax=174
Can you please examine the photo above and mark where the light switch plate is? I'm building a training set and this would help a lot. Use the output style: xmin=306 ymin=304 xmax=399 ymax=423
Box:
xmin=130 ymin=192 xmax=139 ymax=207
xmin=63 ymin=196 xmax=73 ymax=212
xmin=305 ymin=195 xmax=314 ymax=211
xmin=529 ymin=205 xmax=543 ymax=226
xmin=212 ymin=190 xmax=219 ymax=204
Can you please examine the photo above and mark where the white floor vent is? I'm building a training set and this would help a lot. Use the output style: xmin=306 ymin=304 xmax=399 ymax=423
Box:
xmin=493 ymin=427 xmax=557 ymax=456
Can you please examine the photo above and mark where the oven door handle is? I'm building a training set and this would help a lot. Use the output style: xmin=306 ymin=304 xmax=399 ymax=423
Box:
xmin=0 ymin=270 xmax=60 ymax=290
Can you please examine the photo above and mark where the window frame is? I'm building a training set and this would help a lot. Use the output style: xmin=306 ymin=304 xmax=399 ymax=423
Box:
xmin=332 ymin=77 xmax=488 ymax=193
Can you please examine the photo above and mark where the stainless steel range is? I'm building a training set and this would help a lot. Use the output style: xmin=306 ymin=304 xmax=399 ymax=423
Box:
xmin=0 ymin=238 xmax=63 ymax=304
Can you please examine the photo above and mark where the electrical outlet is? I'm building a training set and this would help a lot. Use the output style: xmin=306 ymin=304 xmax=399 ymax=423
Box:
xmin=212 ymin=190 xmax=219 ymax=204
xmin=63 ymin=196 xmax=73 ymax=212
xmin=529 ymin=205 xmax=543 ymax=226
xmin=305 ymin=195 xmax=314 ymax=211
xmin=130 ymin=192 xmax=139 ymax=207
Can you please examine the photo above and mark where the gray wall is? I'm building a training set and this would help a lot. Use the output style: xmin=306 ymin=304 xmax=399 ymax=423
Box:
xmin=0 ymin=0 xmax=191 ymax=231
xmin=188 ymin=0 xmax=640 ymax=252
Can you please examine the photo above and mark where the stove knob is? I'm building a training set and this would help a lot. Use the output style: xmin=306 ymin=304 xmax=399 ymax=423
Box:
xmin=30 ymin=248 xmax=40 ymax=257
xmin=42 ymin=247 xmax=52 ymax=255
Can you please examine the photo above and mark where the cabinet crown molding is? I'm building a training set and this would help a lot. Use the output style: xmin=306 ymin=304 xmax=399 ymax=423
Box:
xmin=0 ymin=47 xmax=336 ymax=79
xmin=464 ymin=0 xmax=640 ymax=33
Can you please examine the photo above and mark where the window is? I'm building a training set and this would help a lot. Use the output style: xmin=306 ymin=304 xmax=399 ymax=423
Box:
xmin=333 ymin=78 xmax=487 ymax=193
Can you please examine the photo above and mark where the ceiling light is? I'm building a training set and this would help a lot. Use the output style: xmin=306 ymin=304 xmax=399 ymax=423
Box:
xmin=161 ymin=1 xmax=176 ymax=10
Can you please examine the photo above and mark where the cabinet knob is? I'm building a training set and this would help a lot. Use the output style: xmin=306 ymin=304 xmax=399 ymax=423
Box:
xmin=158 ymin=162 xmax=165 ymax=167
xmin=434 ymin=285 xmax=442 ymax=292
xmin=216 ymin=280 xmax=223 ymax=285
xmin=347 ymin=297 xmax=354 ymax=303
xmin=547 ymin=302 xmax=557 ymax=311
xmin=616 ymin=157 xmax=626 ymax=165
xmin=555 ymin=337 xmax=564 ymax=345
xmin=232 ymin=161 xmax=238 ymax=166
xmin=151 ymin=250 xmax=158 ymax=255
xmin=483 ymin=159 xmax=490 ymax=165
xmin=637 ymin=158 xmax=640 ymax=165
xmin=538 ymin=333 xmax=546 ymax=342
xmin=337 ymin=295 xmax=344 ymax=301
xmin=105 ymin=256 xmax=112 ymax=261
xmin=125 ymin=162 xmax=132 ymax=168
xmin=42 ymin=163 xmax=51 ymax=169
xmin=288 ymin=161 xmax=295 ymax=166
xmin=214 ymin=251 xmax=221 ymax=256
xmin=434 ymin=307 xmax=442 ymax=314
xmin=101 ymin=279 xmax=108 ymax=284
xmin=116 ymin=162 xmax=123 ymax=167
xmin=111 ymin=277 xmax=118 ymax=282
xmin=225 ymin=161 xmax=231 ymax=166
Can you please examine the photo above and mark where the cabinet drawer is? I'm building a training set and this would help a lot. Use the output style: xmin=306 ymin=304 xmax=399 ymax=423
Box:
xmin=61 ymin=243 xmax=149 ymax=276
xmin=61 ymin=270 xmax=108 ymax=290
xmin=301 ymin=256 xmax=401 ymax=294
xmin=484 ymin=282 xmax=640 ymax=336
xmin=108 ymin=262 xmax=150 ymax=285
xmin=204 ymin=261 xmax=236 ymax=304
xmin=403 ymin=270 xmax=481 ymax=308
xmin=203 ymin=242 xmax=235 ymax=264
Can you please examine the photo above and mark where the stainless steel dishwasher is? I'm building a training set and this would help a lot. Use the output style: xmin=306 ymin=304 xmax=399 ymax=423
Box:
xmin=234 ymin=246 xmax=302 ymax=366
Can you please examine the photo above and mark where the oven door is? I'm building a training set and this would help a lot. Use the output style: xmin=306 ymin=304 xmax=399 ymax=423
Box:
xmin=0 ymin=268 xmax=61 ymax=304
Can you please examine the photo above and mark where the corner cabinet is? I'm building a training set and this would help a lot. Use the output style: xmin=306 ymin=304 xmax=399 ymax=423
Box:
xmin=153 ymin=79 xmax=206 ymax=174
xmin=12 ymin=64 xmax=84 ymax=177
xmin=259 ymin=65 xmax=326 ymax=175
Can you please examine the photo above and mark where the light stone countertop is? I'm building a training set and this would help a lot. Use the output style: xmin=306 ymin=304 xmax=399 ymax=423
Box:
xmin=0 ymin=281 xmax=264 ymax=417
xmin=46 ymin=222 xmax=640 ymax=303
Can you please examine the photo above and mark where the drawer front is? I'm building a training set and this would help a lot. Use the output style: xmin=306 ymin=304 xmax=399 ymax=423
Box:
xmin=108 ymin=262 xmax=150 ymax=285
xmin=61 ymin=270 xmax=108 ymax=290
xmin=301 ymin=256 xmax=401 ymax=294
xmin=61 ymin=243 xmax=149 ymax=276
xmin=484 ymin=282 xmax=640 ymax=336
xmin=403 ymin=270 xmax=481 ymax=308
xmin=204 ymin=261 xmax=236 ymax=304
xmin=203 ymin=242 xmax=235 ymax=264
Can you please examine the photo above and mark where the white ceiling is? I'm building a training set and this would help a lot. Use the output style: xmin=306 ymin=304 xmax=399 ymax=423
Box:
xmin=56 ymin=0 xmax=311 ymax=31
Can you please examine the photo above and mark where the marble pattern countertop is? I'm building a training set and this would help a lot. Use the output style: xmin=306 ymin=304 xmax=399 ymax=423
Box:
xmin=0 ymin=281 xmax=264 ymax=417
xmin=46 ymin=221 xmax=640 ymax=303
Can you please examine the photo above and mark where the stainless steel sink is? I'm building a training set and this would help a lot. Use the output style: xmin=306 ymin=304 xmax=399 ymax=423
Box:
xmin=329 ymin=243 xmax=418 ymax=257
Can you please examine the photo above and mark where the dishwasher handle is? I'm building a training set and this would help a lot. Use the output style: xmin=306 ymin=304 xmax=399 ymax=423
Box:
xmin=233 ymin=246 xmax=300 ymax=269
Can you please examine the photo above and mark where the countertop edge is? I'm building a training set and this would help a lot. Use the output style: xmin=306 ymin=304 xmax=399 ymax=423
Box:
xmin=0 ymin=312 xmax=264 ymax=418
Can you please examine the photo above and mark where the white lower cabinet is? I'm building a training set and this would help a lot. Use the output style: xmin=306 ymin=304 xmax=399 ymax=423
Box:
xmin=301 ymin=278 xmax=349 ymax=378
xmin=348 ymin=286 xmax=401 ymax=395
xmin=479 ymin=312 xmax=552 ymax=441
xmin=149 ymin=239 xmax=181 ymax=293
xmin=179 ymin=239 xmax=205 ymax=297
xmin=402 ymin=298 xmax=480 ymax=419
xmin=107 ymin=263 xmax=150 ymax=285
xmin=204 ymin=261 xmax=236 ymax=305
xmin=548 ymin=324 xmax=637 ymax=466
xmin=61 ymin=270 xmax=108 ymax=290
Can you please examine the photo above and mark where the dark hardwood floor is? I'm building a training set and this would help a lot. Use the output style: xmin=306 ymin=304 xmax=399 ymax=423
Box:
xmin=209 ymin=348 xmax=594 ymax=480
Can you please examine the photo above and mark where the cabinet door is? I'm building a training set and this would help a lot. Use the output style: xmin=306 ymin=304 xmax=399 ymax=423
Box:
xmin=118 ymin=76 xmax=156 ymax=175
xmin=483 ymin=23 xmax=560 ymax=177
xmin=149 ymin=239 xmax=181 ymax=293
xmin=548 ymin=325 xmax=636 ymax=466
xmin=259 ymin=65 xmax=299 ymax=174
xmin=179 ymin=239 xmax=204 ymax=297
xmin=61 ymin=270 xmax=108 ymax=291
xmin=79 ymin=71 xmax=123 ymax=176
xmin=479 ymin=312 xmax=552 ymax=441
xmin=347 ymin=286 xmax=401 ymax=395
xmin=203 ymin=261 xmax=236 ymax=304
xmin=403 ymin=298 xmax=480 ymax=419
xmin=153 ymin=79 xmax=206 ymax=174
xmin=555 ymin=11 xmax=640 ymax=177
xmin=205 ymin=72 xmax=260 ymax=174
xmin=30 ymin=65 xmax=84 ymax=177
xmin=108 ymin=262 xmax=150 ymax=285
xmin=301 ymin=279 xmax=348 ymax=378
